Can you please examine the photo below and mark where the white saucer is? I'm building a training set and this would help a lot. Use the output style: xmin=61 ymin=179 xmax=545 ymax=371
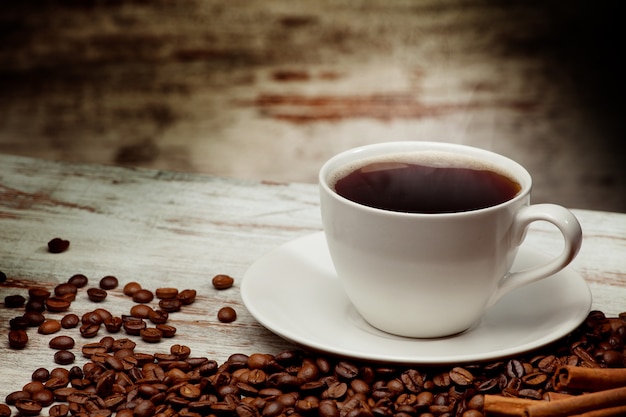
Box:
xmin=241 ymin=232 xmax=592 ymax=364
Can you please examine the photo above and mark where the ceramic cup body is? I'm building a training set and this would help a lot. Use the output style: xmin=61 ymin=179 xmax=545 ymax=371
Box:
xmin=319 ymin=141 xmax=582 ymax=338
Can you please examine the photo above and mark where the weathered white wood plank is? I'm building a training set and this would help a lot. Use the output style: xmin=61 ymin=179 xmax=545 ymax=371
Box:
xmin=0 ymin=154 xmax=625 ymax=405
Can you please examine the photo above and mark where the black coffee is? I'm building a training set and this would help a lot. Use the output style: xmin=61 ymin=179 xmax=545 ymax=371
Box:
xmin=333 ymin=158 xmax=521 ymax=213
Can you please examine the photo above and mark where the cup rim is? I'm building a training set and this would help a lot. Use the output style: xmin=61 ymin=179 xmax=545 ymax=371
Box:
xmin=319 ymin=141 xmax=532 ymax=217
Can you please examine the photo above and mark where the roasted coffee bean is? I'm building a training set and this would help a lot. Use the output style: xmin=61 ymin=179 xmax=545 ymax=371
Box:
xmin=68 ymin=273 xmax=89 ymax=288
xmin=54 ymin=283 xmax=78 ymax=299
xmin=335 ymin=361 xmax=359 ymax=380
xmin=141 ymin=327 xmax=163 ymax=343
xmin=123 ymin=281 xmax=142 ymax=296
xmin=25 ymin=299 xmax=45 ymax=312
xmin=38 ymin=319 xmax=62 ymax=334
xmin=31 ymin=388 xmax=55 ymax=406
xmin=15 ymin=399 xmax=43 ymax=416
xmin=49 ymin=335 xmax=75 ymax=350
xmin=4 ymin=294 xmax=26 ymax=308
xmin=506 ymin=359 xmax=526 ymax=378
xmin=49 ymin=404 xmax=70 ymax=417
xmin=177 ymin=289 xmax=197 ymax=305
xmin=156 ymin=324 xmax=177 ymax=337
xmin=80 ymin=323 xmax=101 ymax=338
xmin=159 ymin=298 xmax=182 ymax=312
xmin=0 ymin=270 xmax=6 ymax=283
xmin=9 ymin=329 xmax=28 ymax=349
xmin=48 ymin=237 xmax=70 ymax=253
xmin=148 ymin=308 xmax=169 ymax=324
xmin=10 ymin=316 xmax=29 ymax=330
xmin=31 ymin=367 xmax=50 ymax=382
xmin=28 ymin=287 xmax=51 ymax=301
xmin=0 ymin=404 xmax=11 ymax=417
xmin=123 ymin=318 xmax=146 ymax=335
xmin=218 ymin=306 xmax=237 ymax=323
xmin=5 ymin=390 xmax=30 ymax=405
xmin=23 ymin=311 xmax=46 ymax=327
xmin=45 ymin=297 xmax=71 ymax=312
xmin=212 ymin=274 xmax=235 ymax=290
xmin=132 ymin=289 xmax=154 ymax=303
xmin=104 ymin=315 xmax=123 ymax=333
xmin=61 ymin=313 xmax=80 ymax=329
xmin=130 ymin=304 xmax=153 ymax=318
xmin=99 ymin=275 xmax=119 ymax=290
xmin=155 ymin=287 xmax=179 ymax=299
xmin=87 ymin=287 xmax=108 ymax=302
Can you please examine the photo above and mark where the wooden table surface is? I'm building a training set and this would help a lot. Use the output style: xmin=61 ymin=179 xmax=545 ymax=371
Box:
xmin=1 ymin=154 xmax=625 ymax=406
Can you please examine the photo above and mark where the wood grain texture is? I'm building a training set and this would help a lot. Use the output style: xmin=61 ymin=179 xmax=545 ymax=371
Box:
xmin=0 ymin=154 xmax=624 ymax=404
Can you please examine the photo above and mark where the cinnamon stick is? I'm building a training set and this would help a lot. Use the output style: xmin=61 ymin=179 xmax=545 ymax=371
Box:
xmin=555 ymin=365 xmax=626 ymax=391
xmin=483 ymin=395 xmax=537 ymax=416
xmin=524 ymin=386 xmax=626 ymax=417
xmin=571 ymin=404 xmax=626 ymax=417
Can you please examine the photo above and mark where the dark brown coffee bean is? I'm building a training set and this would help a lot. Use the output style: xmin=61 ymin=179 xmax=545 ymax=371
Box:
xmin=23 ymin=311 xmax=46 ymax=327
xmin=104 ymin=316 xmax=123 ymax=333
xmin=68 ymin=273 xmax=88 ymax=288
xmin=49 ymin=335 xmax=75 ymax=350
xmin=155 ymin=287 xmax=179 ymax=299
xmin=82 ymin=311 xmax=103 ymax=325
xmin=4 ymin=294 xmax=26 ymax=308
xmin=158 ymin=297 xmax=182 ymax=313
xmin=123 ymin=318 xmax=146 ymax=335
xmin=45 ymin=297 xmax=72 ymax=312
xmin=141 ymin=327 xmax=163 ymax=343
xmin=99 ymin=275 xmax=119 ymax=290
xmin=38 ymin=319 xmax=62 ymax=334
xmin=9 ymin=329 xmax=29 ymax=349
xmin=177 ymin=289 xmax=197 ymax=305
xmin=79 ymin=323 xmax=101 ymax=338
xmin=156 ymin=324 xmax=177 ymax=337
xmin=132 ymin=289 xmax=154 ymax=303
xmin=48 ymin=237 xmax=70 ymax=253
xmin=335 ymin=361 xmax=359 ymax=380
xmin=31 ymin=388 xmax=55 ymax=406
xmin=28 ymin=287 xmax=51 ymax=301
xmin=449 ymin=367 xmax=474 ymax=386
xmin=10 ymin=316 xmax=29 ymax=330
xmin=25 ymin=299 xmax=45 ymax=312
xmin=148 ymin=309 xmax=169 ymax=324
xmin=506 ymin=359 xmax=526 ymax=378
xmin=212 ymin=274 xmax=235 ymax=290
xmin=130 ymin=304 xmax=153 ymax=318
xmin=133 ymin=400 xmax=156 ymax=417
xmin=0 ymin=404 xmax=11 ymax=417
xmin=15 ymin=399 xmax=43 ymax=416
xmin=123 ymin=281 xmax=142 ymax=296
xmin=218 ymin=306 xmax=237 ymax=323
xmin=61 ymin=313 xmax=80 ymax=329
xmin=87 ymin=287 xmax=108 ymax=302
xmin=32 ymin=367 xmax=50 ymax=382
xmin=49 ymin=404 xmax=70 ymax=417
xmin=0 ymin=270 xmax=6 ymax=283
xmin=54 ymin=283 xmax=78 ymax=299
xmin=6 ymin=390 xmax=30 ymax=405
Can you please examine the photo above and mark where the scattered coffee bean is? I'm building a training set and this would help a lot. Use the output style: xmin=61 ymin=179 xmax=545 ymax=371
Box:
xmin=8 ymin=329 xmax=28 ymax=349
xmin=148 ymin=308 xmax=169 ymax=324
xmin=130 ymin=303 xmax=153 ymax=318
xmin=45 ymin=297 xmax=71 ymax=312
xmin=49 ymin=335 xmax=75 ymax=350
xmin=99 ymin=275 xmax=119 ymax=290
xmin=54 ymin=350 xmax=75 ymax=365
xmin=22 ymin=311 xmax=45 ymax=327
xmin=60 ymin=313 xmax=79 ymax=329
xmin=0 ymin=404 xmax=10 ymax=417
xmin=177 ymin=288 xmax=197 ymax=305
xmin=31 ymin=388 xmax=54 ymax=407
xmin=158 ymin=297 xmax=182 ymax=312
xmin=79 ymin=323 xmax=101 ymax=338
xmin=9 ymin=316 xmax=29 ymax=330
xmin=67 ymin=273 xmax=89 ymax=288
xmin=38 ymin=319 xmax=62 ymax=335
xmin=15 ymin=399 xmax=42 ymax=416
xmin=31 ymin=367 xmax=50 ymax=382
xmin=155 ymin=287 xmax=178 ymax=299
xmin=87 ymin=287 xmax=107 ymax=302
xmin=27 ymin=287 xmax=51 ymax=301
xmin=54 ymin=282 xmax=78 ymax=299
xmin=156 ymin=324 xmax=177 ymax=337
xmin=123 ymin=318 xmax=146 ymax=335
xmin=123 ymin=281 xmax=142 ymax=296
xmin=132 ymin=288 xmax=154 ymax=303
xmin=104 ymin=316 xmax=123 ymax=333
xmin=140 ymin=327 xmax=163 ymax=343
xmin=218 ymin=306 xmax=237 ymax=323
xmin=212 ymin=274 xmax=235 ymax=290
xmin=48 ymin=403 xmax=69 ymax=417
xmin=4 ymin=294 xmax=26 ymax=308
xmin=24 ymin=299 xmax=45 ymax=312
xmin=48 ymin=237 xmax=70 ymax=253
xmin=0 ymin=270 xmax=6 ymax=283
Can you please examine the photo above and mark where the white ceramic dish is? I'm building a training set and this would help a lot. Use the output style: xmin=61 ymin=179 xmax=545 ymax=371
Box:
xmin=241 ymin=232 xmax=592 ymax=364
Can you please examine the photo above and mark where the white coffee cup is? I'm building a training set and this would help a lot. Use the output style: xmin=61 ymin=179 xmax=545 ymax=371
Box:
xmin=319 ymin=141 xmax=582 ymax=338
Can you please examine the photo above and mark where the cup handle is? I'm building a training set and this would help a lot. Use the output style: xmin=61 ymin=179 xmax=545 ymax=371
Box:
xmin=487 ymin=204 xmax=583 ymax=307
